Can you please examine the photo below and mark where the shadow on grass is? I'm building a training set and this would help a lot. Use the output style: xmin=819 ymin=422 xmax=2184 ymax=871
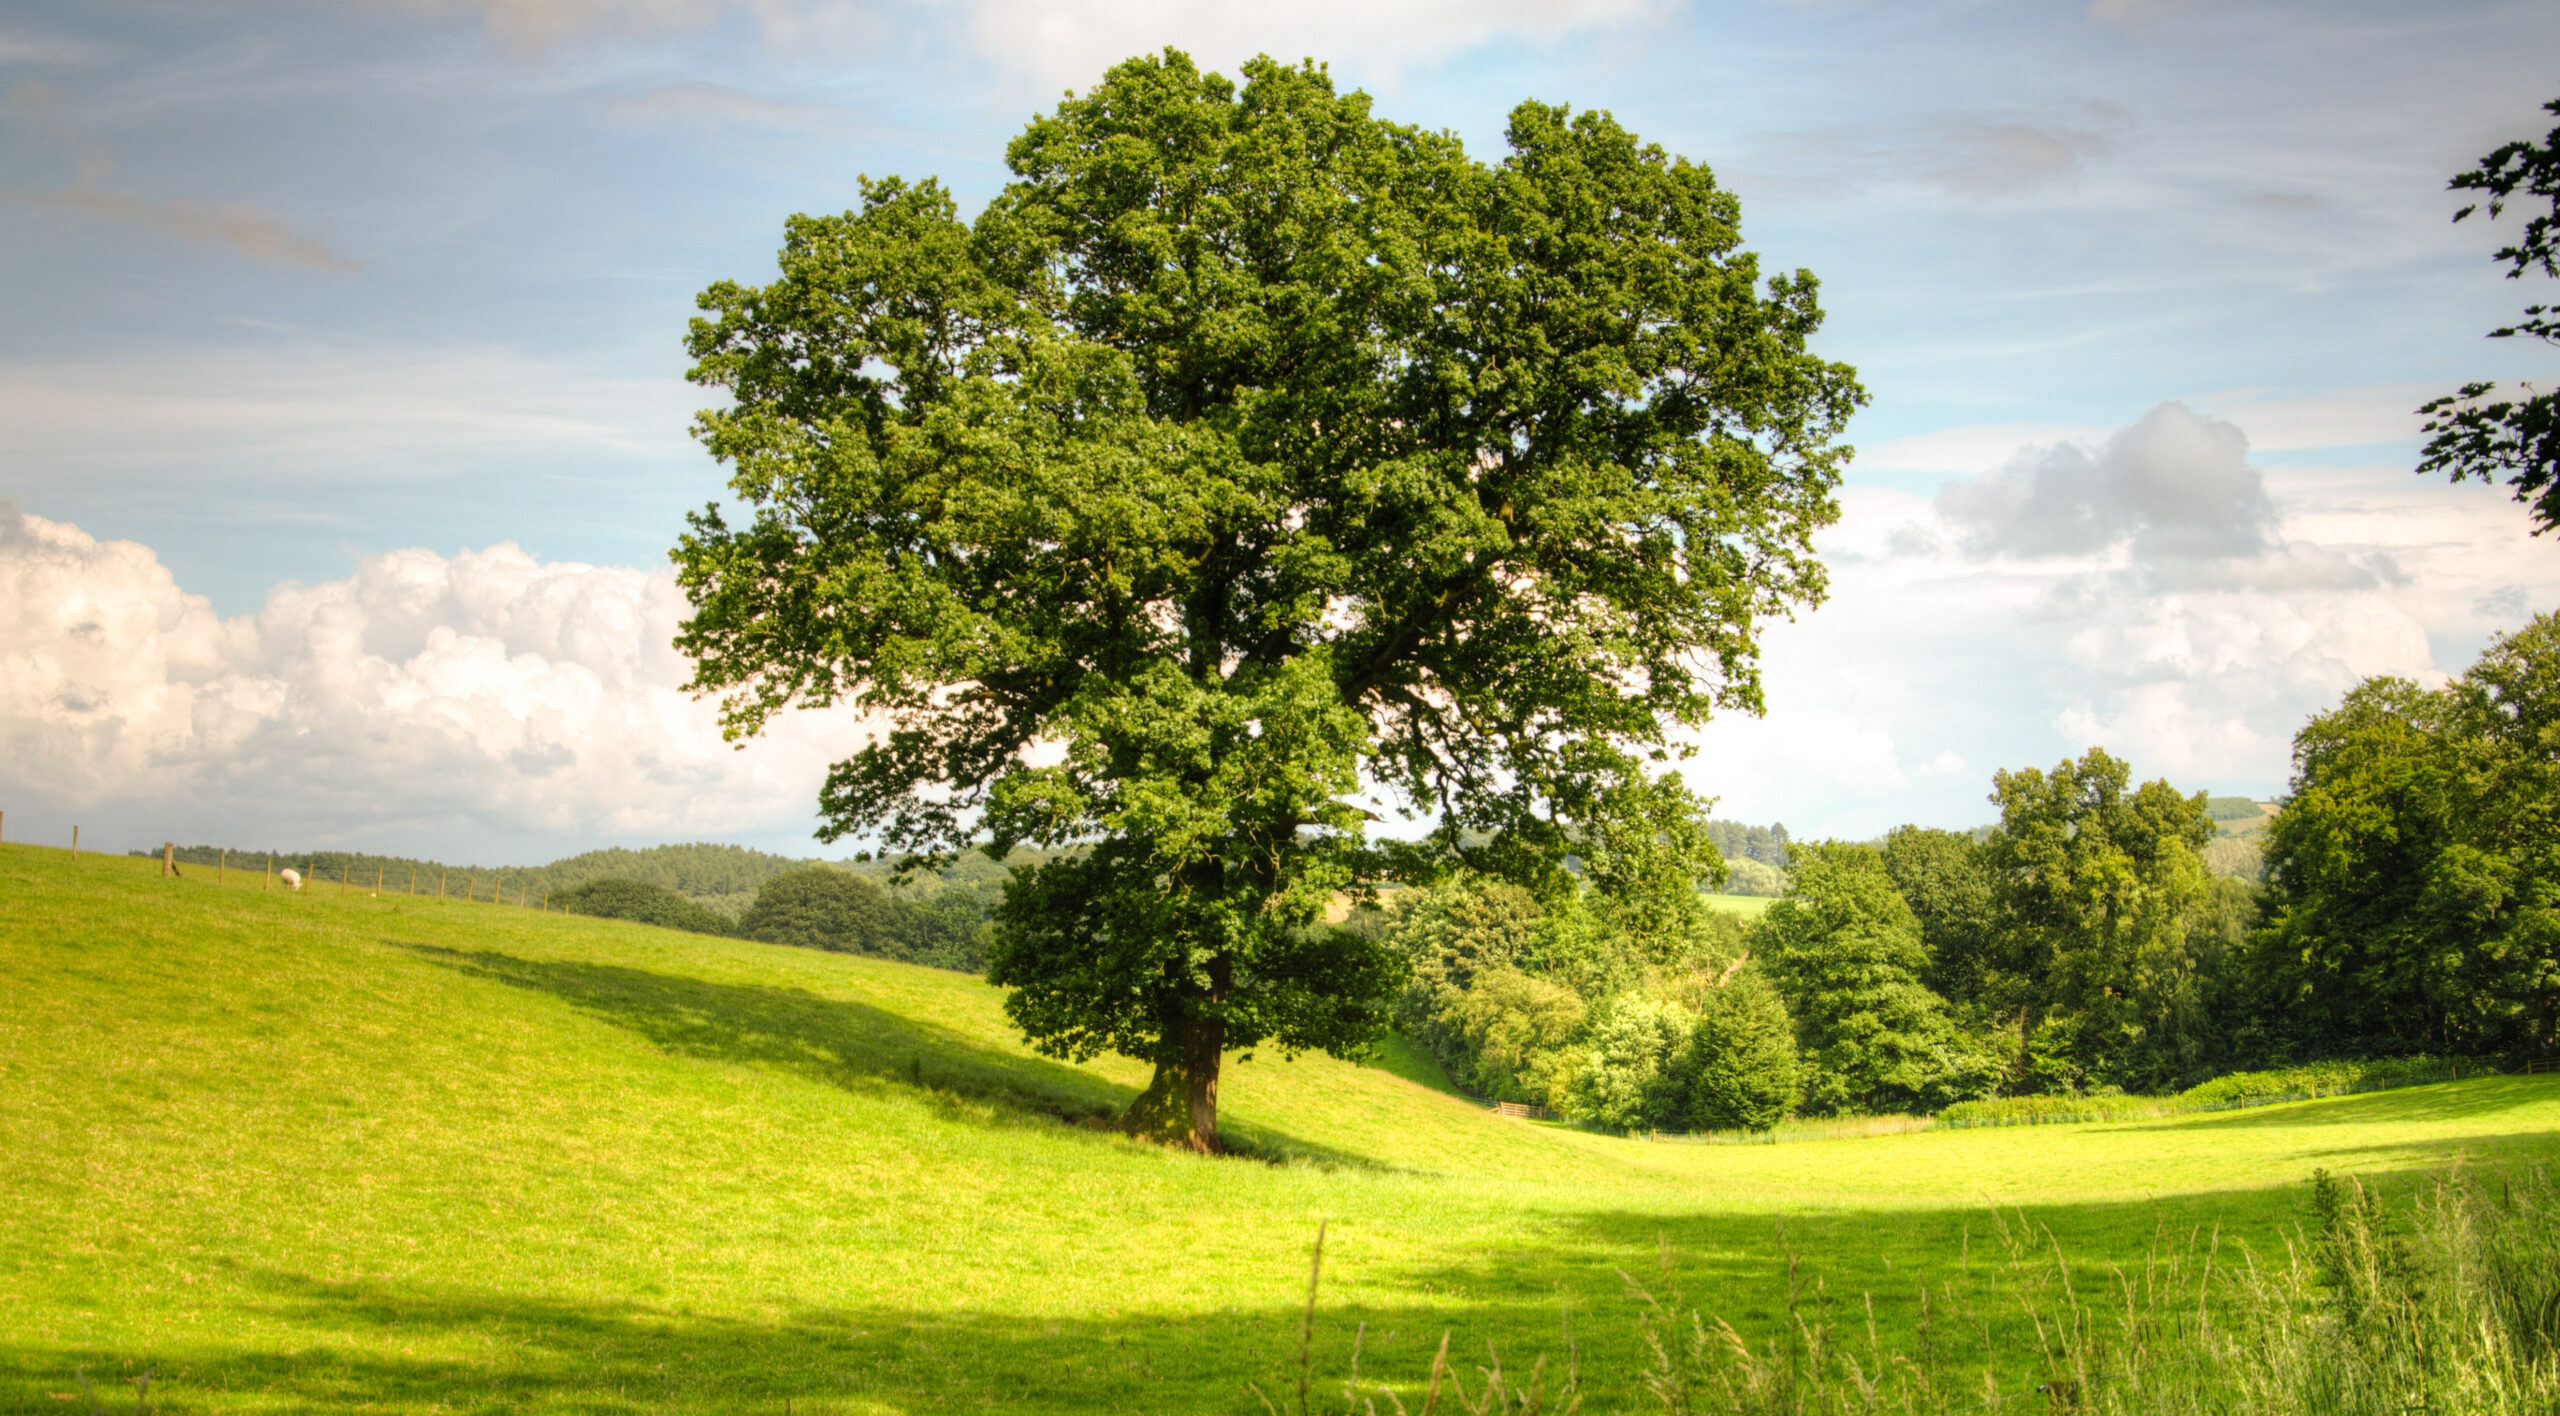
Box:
xmin=0 ymin=1264 xmax=1606 ymax=1416
xmin=395 ymin=943 xmax=1389 ymax=1171
xmin=0 ymin=1183 xmax=2396 ymax=1416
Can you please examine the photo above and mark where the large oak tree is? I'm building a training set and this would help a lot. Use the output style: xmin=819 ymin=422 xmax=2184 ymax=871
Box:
xmin=671 ymin=51 xmax=1863 ymax=1151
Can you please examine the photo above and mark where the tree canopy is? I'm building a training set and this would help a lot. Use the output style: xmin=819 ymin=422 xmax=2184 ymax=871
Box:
xmin=2418 ymin=95 xmax=2560 ymax=535
xmin=671 ymin=50 xmax=1863 ymax=1150
xmin=2254 ymin=611 xmax=2560 ymax=1060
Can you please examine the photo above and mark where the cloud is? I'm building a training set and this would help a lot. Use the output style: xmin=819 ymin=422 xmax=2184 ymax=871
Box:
xmin=1750 ymin=105 xmax=2124 ymax=202
xmin=21 ymin=166 xmax=362 ymax=273
xmin=2049 ymin=590 xmax=2437 ymax=783
xmin=0 ymin=29 xmax=116 ymax=65
xmin=1681 ymin=404 xmax=2560 ymax=835
xmin=946 ymin=0 xmax=1661 ymax=92
xmin=2189 ymin=383 xmax=2429 ymax=452
xmin=0 ymin=501 xmax=872 ymax=853
xmin=0 ymin=341 xmax=695 ymax=481
xmin=4 ymin=85 xmax=358 ymax=272
xmin=377 ymin=0 xmax=716 ymax=50
xmin=1938 ymin=401 xmax=2274 ymax=562
xmin=1924 ymin=115 xmax=2115 ymax=196
xmin=371 ymin=0 xmax=1655 ymax=84
xmin=603 ymin=80 xmax=844 ymax=129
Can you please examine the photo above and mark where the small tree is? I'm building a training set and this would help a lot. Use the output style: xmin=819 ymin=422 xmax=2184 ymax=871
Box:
xmin=671 ymin=50 xmax=1862 ymax=1151
xmin=2417 ymin=96 xmax=2560 ymax=534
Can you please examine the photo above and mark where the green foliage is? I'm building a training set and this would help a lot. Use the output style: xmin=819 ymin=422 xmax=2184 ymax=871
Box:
xmin=151 ymin=840 xmax=839 ymax=911
xmin=740 ymin=868 xmax=989 ymax=971
xmin=1876 ymin=825 xmax=2007 ymax=1027
xmin=1621 ymin=1167 xmax=2560 ymax=1416
xmin=2254 ymin=611 xmax=2560 ymax=1061
xmin=1661 ymin=966 xmax=1800 ymax=1132
xmin=2417 ymin=96 xmax=2560 ymax=535
xmin=1717 ymin=856 xmax=1788 ymax=897
xmin=553 ymin=878 xmax=736 ymax=937
xmin=1937 ymin=1054 xmax=2489 ymax=1127
xmin=2203 ymin=796 xmax=2266 ymax=821
xmin=1566 ymin=992 xmax=1693 ymax=1132
xmin=668 ymin=48 xmax=1862 ymax=1149
xmin=1754 ymin=844 xmax=1997 ymax=1115
xmin=1704 ymin=819 xmax=1792 ymax=869
xmin=1985 ymin=748 xmax=2232 ymax=1092
xmin=1446 ymin=967 xmax=1587 ymax=1107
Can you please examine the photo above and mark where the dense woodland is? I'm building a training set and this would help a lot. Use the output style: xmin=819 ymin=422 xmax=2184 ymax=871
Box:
xmin=1390 ymin=610 xmax=2560 ymax=1131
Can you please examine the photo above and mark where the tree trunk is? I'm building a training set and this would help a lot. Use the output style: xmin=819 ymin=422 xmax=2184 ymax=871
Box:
xmin=1122 ymin=1006 xmax=1226 ymax=1153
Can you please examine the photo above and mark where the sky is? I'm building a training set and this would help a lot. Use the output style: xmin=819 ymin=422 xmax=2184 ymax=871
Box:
xmin=2 ymin=0 xmax=2556 ymax=861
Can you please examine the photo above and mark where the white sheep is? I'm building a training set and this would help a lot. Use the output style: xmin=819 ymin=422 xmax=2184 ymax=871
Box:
xmin=280 ymin=868 xmax=303 ymax=892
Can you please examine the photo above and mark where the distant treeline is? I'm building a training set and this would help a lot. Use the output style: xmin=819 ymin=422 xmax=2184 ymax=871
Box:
xmin=144 ymin=840 xmax=824 ymax=906
xmin=141 ymin=840 xmax=1063 ymax=973
xmin=1393 ymin=612 xmax=2560 ymax=1133
xmin=1704 ymin=820 xmax=1790 ymax=868
xmin=552 ymin=871 xmax=995 ymax=971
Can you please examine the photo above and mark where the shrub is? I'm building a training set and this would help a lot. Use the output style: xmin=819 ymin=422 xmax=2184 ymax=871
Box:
xmin=1565 ymin=993 xmax=1692 ymax=1132
xmin=740 ymin=869 xmax=911 ymax=957
xmin=552 ymin=878 xmax=735 ymax=937
xmin=1718 ymin=856 xmax=1788 ymax=897
xmin=1449 ymin=967 xmax=1585 ymax=1106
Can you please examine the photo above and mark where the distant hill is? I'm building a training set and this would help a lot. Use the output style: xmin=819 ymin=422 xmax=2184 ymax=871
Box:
xmin=144 ymin=838 xmax=1067 ymax=916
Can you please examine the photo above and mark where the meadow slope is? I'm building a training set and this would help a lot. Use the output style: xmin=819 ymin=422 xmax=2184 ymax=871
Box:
xmin=4 ymin=843 xmax=2556 ymax=1413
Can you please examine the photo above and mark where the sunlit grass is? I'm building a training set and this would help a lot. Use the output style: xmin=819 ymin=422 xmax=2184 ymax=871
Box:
xmin=1699 ymin=892 xmax=1776 ymax=918
xmin=4 ymin=841 xmax=2556 ymax=1412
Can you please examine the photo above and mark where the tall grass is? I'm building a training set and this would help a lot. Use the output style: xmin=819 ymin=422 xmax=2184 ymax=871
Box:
xmin=1287 ymin=1167 xmax=2560 ymax=1415
xmin=1622 ymin=1165 xmax=2560 ymax=1414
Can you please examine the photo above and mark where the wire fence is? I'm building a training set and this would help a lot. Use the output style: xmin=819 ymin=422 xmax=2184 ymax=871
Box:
xmin=0 ymin=818 xmax=560 ymax=912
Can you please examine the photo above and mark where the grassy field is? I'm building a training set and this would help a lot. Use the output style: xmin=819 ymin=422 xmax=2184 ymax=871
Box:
xmin=4 ymin=843 xmax=2557 ymax=1413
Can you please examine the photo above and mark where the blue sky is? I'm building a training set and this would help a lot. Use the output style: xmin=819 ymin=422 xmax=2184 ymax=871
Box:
xmin=3 ymin=0 xmax=2556 ymax=859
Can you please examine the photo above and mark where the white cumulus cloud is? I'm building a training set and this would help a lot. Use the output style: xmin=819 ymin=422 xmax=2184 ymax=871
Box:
xmin=1677 ymin=403 xmax=2560 ymax=836
xmin=0 ymin=499 xmax=871 ymax=857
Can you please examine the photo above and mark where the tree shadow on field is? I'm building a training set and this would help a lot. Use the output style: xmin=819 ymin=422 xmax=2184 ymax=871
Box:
xmin=0 ymin=1263 xmax=1625 ymax=1416
xmin=0 ymin=1185 xmax=2399 ymax=1415
xmin=394 ymin=943 xmax=1382 ymax=1168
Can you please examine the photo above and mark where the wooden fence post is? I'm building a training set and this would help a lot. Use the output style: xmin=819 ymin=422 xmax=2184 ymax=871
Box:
xmin=265 ymin=854 xmax=273 ymax=891
xmin=408 ymin=868 xmax=416 ymax=896
xmin=71 ymin=825 xmax=78 ymax=858
xmin=439 ymin=869 xmax=447 ymax=901
xmin=375 ymin=864 xmax=384 ymax=895
xmin=163 ymin=842 xmax=174 ymax=878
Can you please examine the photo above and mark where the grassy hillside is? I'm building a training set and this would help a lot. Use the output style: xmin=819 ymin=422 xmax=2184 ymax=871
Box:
xmin=5 ymin=843 xmax=2557 ymax=1413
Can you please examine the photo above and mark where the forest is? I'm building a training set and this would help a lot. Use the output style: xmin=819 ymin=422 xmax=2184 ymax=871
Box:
xmin=1390 ymin=609 xmax=2560 ymax=1132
